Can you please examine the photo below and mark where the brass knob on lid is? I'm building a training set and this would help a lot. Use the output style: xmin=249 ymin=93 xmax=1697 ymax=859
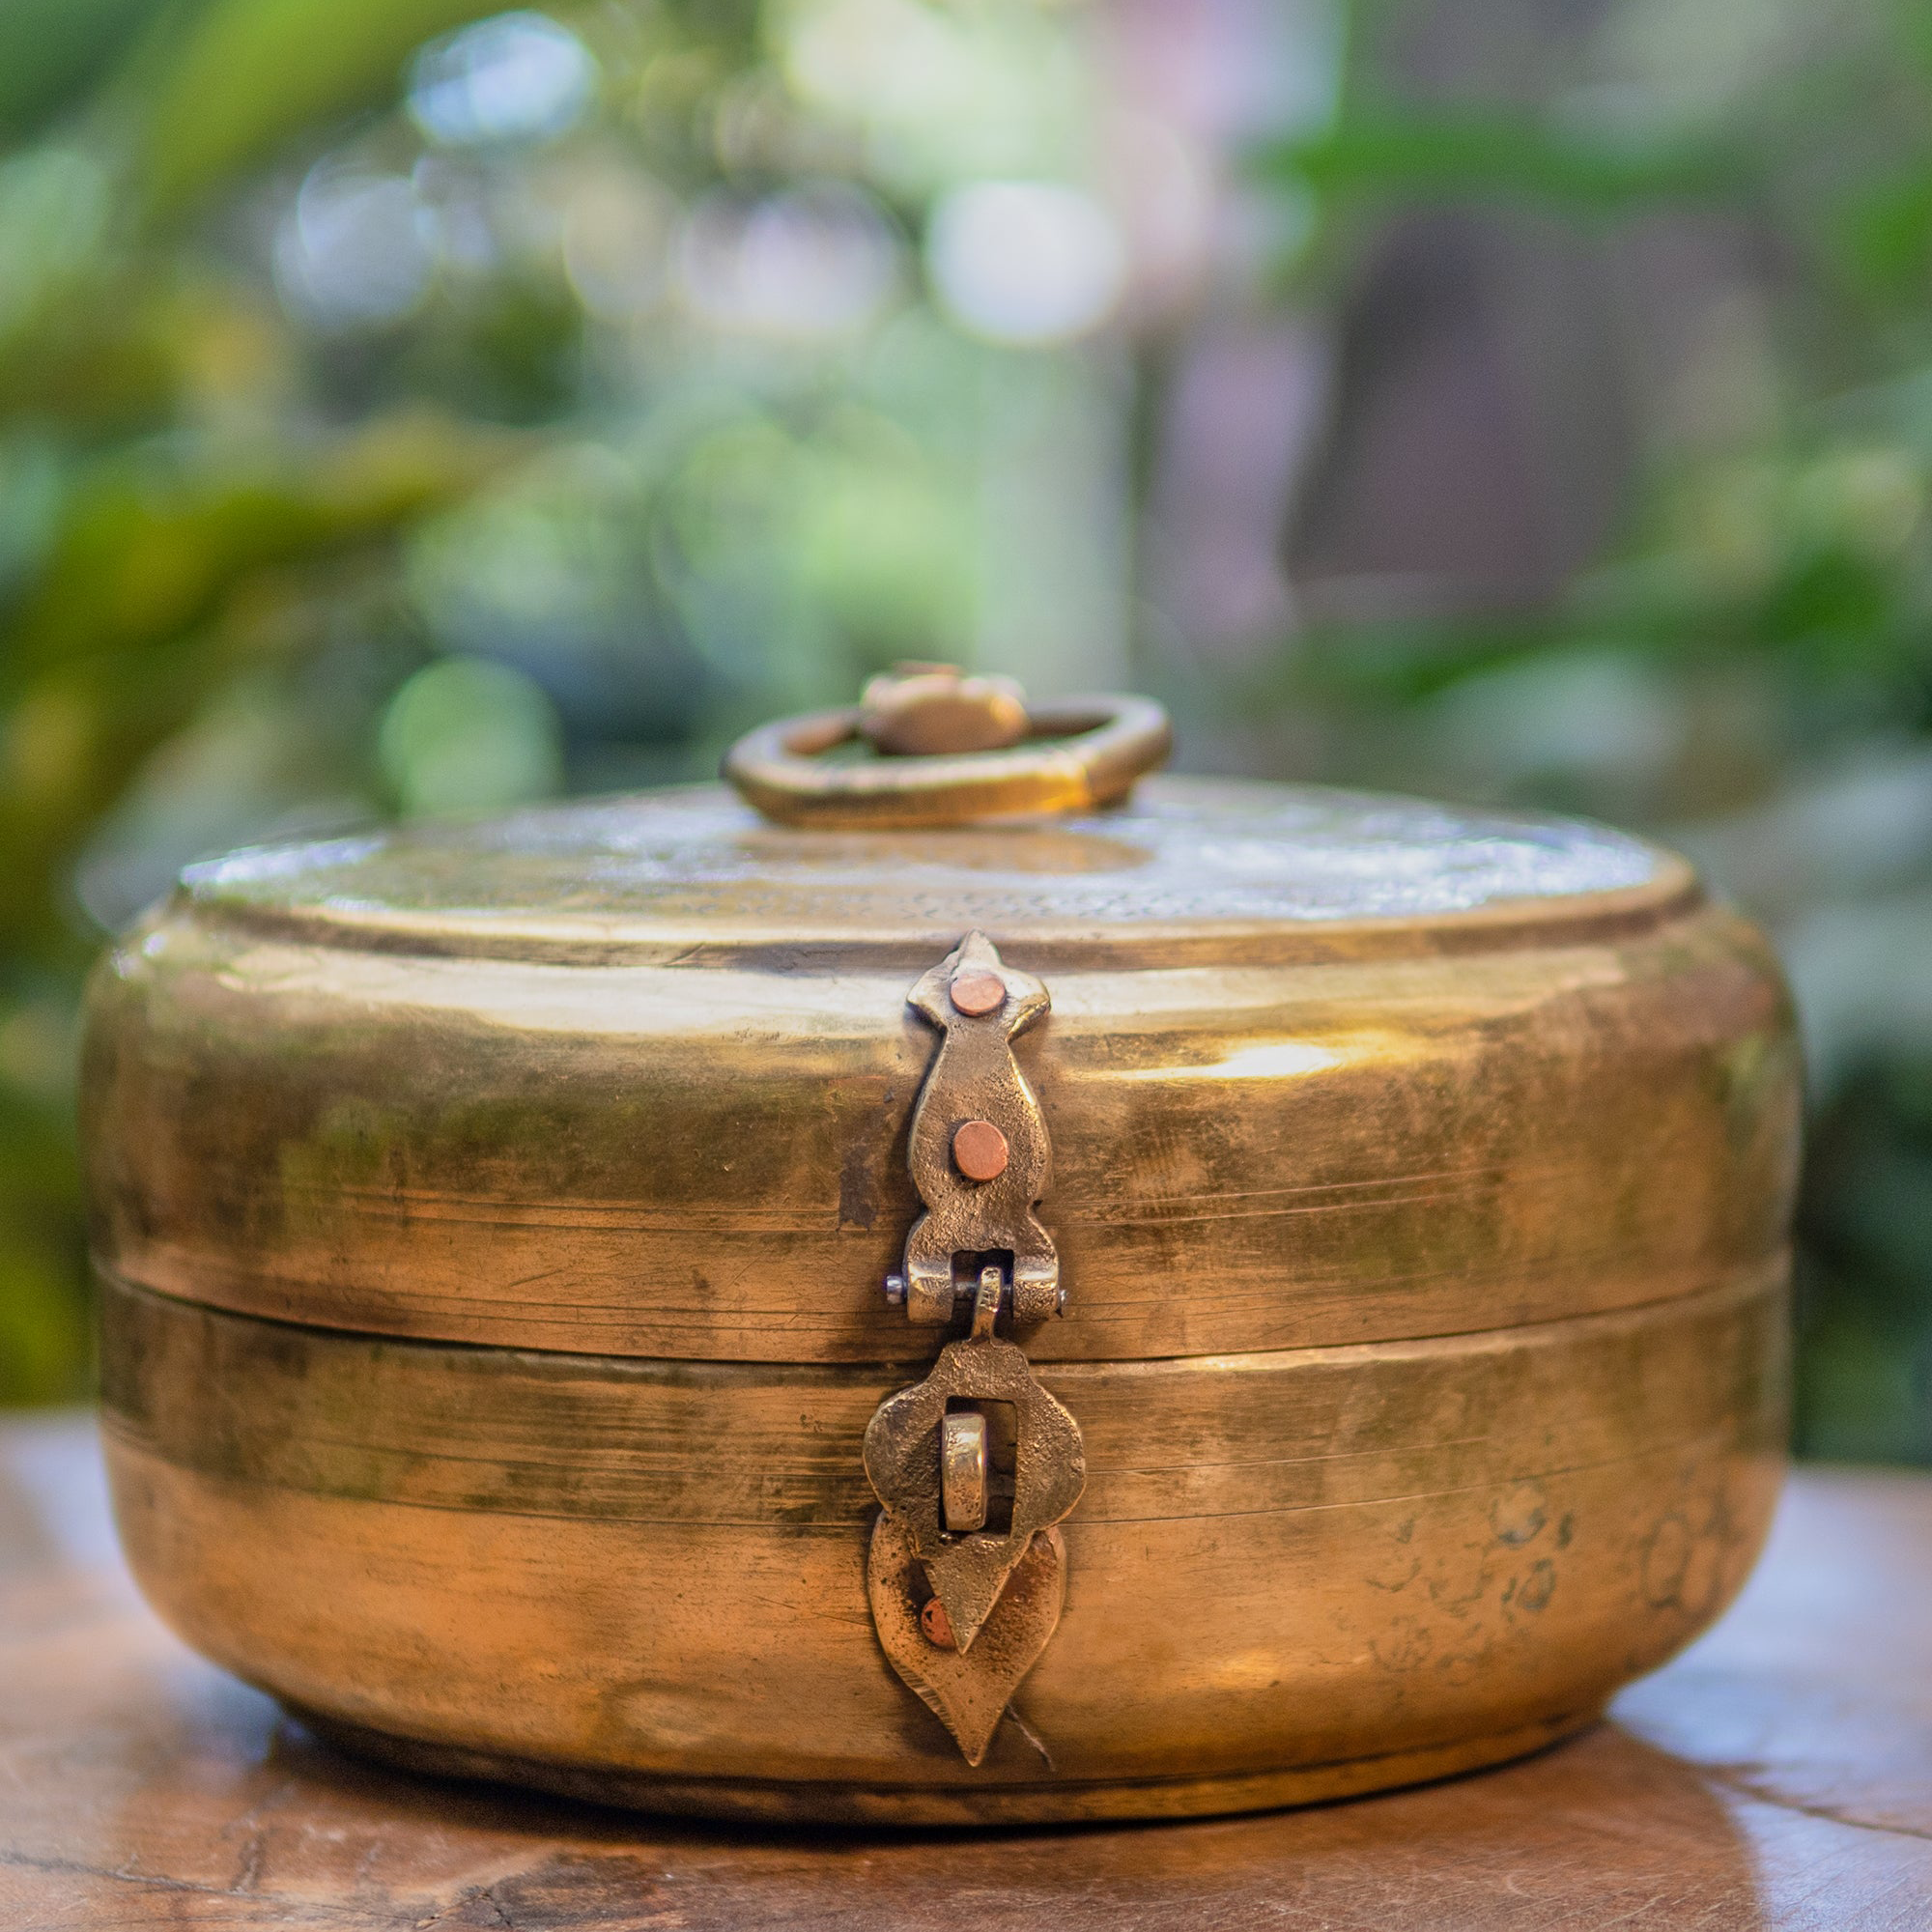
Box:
xmin=860 ymin=665 xmax=1029 ymax=756
xmin=723 ymin=664 xmax=1172 ymax=829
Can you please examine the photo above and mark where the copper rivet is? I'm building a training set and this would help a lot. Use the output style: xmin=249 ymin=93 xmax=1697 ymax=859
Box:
xmin=949 ymin=970 xmax=1006 ymax=1017
xmin=952 ymin=1119 xmax=1009 ymax=1181
xmin=921 ymin=1597 xmax=958 ymax=1649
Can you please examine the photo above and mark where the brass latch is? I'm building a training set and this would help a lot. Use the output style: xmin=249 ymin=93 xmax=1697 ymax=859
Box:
xmin=864 ymin=932 xmax=1085 ymax=1765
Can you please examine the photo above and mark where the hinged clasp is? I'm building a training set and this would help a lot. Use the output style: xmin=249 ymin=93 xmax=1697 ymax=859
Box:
xmin=881 ymin=931 xmax=1063 ymax=1328
xmin=862 ymin=932 xmax=1084 ymax=1765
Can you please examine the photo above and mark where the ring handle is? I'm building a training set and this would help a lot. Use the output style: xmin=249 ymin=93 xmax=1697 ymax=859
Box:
xmin=724 ymin=687 xmax=1173 ymax=829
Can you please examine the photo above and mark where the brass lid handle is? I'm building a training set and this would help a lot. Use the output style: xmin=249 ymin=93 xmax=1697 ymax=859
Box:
xmin=723 ymin=666 xmax=1172 ymax=828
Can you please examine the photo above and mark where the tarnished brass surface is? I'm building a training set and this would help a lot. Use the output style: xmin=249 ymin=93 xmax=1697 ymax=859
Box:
xmin=82 ymin=767 xmax=1800 ymax=1820
xmin=18 ymin=1412 xmax=1932 ymax=1918
xmin=100 ymin=1264 xmax=1784 ymax=1820
xmin=82 ymin=784 xmax=1795 ymax=1370
xmin=97 ymin=775 xmax=1694 ymax=965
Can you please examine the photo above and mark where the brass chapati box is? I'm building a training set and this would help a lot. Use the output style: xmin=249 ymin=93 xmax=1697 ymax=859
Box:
xmin=83 ymin=671 xmax=1800 ymax=1826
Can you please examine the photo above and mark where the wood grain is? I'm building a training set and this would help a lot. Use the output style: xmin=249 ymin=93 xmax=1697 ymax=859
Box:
xmin=5 ymin=1415 xmax=1932 ymax=1927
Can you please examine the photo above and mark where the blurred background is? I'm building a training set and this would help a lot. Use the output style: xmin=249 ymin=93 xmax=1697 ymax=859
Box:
xmin=1 ymin=0 xmax=1928 ymax=1461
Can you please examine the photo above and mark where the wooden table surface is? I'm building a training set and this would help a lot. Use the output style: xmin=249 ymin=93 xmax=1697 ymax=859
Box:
xmin=6 ymin=1415 xmax=1932 ymax=1929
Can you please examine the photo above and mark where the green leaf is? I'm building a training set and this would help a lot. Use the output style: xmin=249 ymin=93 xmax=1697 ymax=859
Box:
xmin=1256 ymin=103 xmax=1741 ymax=216
xmin=1837 ymin=170 xmax=1932 ymax=297
xmin=0 ymin=412 xmax=521 ymax=955
xmin=0 ymin=0 xmax=165 ymax=144
xmin=128 ymin=0 xmax=518 ymax=216
xmin=4 ymin=410 xmax=520 ymax=689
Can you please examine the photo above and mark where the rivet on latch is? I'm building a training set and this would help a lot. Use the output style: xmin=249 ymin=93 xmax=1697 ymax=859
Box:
xmin=920 ymin=1596 xmax=958 ymax=1649
xmin=952 ymin=1119 xmax=1009 ymax=1182
xmin=949 ymin=969 xmax=1007 ymax=1017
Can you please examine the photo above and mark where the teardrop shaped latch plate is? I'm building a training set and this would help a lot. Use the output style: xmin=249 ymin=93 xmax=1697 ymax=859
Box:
xmin=864 ymin=932 xmax=1085 ymax=1764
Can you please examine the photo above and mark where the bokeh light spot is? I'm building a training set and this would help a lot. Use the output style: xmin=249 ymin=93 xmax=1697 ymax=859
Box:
xmin=409 ymin=12 xmax=597 ymax=150
xmin=925 ymin=181 xmax=1125 ymax=347
xmin=378 ymin=657 xmax=565 ymax=818
xmin=273 ymin=165 xmax=434 ymax=332
xmin=676 ymin=184 xmax=898 ymax=339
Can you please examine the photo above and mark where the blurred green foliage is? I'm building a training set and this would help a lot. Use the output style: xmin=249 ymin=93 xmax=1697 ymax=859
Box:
xmin=3 ymin=0 xmax=1932 ymax=1464
xmin=1249 ymin=0 xmax=1932 ymax=1461
xmin=0 ymin=0 xmax=570 ymax=1399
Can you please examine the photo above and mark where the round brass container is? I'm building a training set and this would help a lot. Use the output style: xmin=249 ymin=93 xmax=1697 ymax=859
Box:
xmin=83 ymin=775 xmax=1799 ymax=1824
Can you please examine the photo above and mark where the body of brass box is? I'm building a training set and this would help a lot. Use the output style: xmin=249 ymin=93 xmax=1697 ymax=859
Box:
xmin=84 ymin=735 xmax=1798 ymax=1823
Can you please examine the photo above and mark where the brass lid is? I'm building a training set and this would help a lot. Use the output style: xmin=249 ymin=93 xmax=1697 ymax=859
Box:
xmin=178 ymin=668 xmax=1690 ymax=965
xmin=176 ymin=775 xmax=1693 ymax=971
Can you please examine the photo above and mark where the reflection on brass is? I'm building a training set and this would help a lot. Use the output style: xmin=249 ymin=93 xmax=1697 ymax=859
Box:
xmin=859 ymin=664 xmax=1030 ymax=757
xmin=82 ymin=688 xmax=1802 ymax=1823
xmin=868 ymin=1517 xmax=1066 ymax=1768
xmin=735 ymin=820 xmax=1159 ymax=878
xmin=99 ymin=1264 xmax=1786 ymax=1822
